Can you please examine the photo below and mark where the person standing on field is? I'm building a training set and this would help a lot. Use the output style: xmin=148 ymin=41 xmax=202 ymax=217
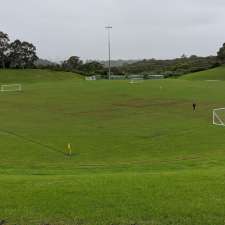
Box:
xmin=193 ymin=103 xmax=196 ymax=112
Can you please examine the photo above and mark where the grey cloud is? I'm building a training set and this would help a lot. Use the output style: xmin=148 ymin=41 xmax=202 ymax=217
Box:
xmin=1 ymin=0 xmax=225 ymax=60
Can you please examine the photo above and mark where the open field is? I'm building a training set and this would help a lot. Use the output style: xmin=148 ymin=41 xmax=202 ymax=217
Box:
xmin=1 ymin=69 xmax=225 ymax=225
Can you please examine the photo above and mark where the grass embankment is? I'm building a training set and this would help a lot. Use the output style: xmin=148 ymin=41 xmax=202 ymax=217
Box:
xmin=181 ymin=65 xmax=225 ymax=81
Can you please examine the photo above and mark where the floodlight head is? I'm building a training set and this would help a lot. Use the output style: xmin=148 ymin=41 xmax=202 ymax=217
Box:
xmin=105 ymin=26 xmax=112 ymax=29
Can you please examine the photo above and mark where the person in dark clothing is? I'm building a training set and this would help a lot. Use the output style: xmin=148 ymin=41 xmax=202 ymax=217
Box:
xmin=193 ymin=103 xmax=196 ymax=112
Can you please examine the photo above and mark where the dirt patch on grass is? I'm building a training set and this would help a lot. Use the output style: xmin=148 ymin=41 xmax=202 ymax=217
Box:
xmin=64 ymin=108 xmax=117 ymax=119
xmin=114 ymin=98 xmax=183 ymax=109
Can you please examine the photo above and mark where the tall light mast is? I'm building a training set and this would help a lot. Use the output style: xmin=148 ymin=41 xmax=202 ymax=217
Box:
xmin=105 ymin=26 xmax=112 ymax=80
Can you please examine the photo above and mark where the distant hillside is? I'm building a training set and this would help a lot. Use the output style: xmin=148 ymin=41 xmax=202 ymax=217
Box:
xmin=34 ymin=59 xmax=57 ymax=67
xmin=0 ymin=69 xmax=81 ymax=83
xmin=119 ymin=56 xmax=219 ymax=77
xmin=98 ymin=59 xmax=140 ymax=67
xmin=181 ymin=65 xmax=225 ymax=81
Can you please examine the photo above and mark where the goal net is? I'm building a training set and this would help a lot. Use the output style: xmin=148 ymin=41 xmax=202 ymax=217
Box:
xmin=0 ymin=84 xmax=22 ymax=92
xmin=85 ymin=76 xmax=96 ymax=81
xmin=213 ymin=108 xmax=225 ymax=126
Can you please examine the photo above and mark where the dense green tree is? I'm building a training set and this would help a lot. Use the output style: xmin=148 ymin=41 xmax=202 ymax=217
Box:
xmin=9 ymin=40 xmax=38 ymax=68
xmin=217 ymin=43 xmax=225 ymax=62
xmin=62 ymin=56 xmax=83 ymax=71
xmin=81 ymin=61 xmax=104 ymax=74
xmin=121 ymin=56 xmax=219 ymax=77
xmin=181 ymin=54 xmax=188 ymax=59
xmin=110 ymin=66 xmax=124 ymax=75
xmin=0 ymin=31 xmax=10 ymax=68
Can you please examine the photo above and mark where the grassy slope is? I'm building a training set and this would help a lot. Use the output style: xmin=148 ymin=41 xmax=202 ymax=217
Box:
xmin=1 ymin=70 xmax=225 ymax=224
xmin=181 ymin=65 xmax=225 ymax=80
xmin=0 ymin=69 xmax=81 ymax=83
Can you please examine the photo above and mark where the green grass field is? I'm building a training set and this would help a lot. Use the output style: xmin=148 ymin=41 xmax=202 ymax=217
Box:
xmin=1 ymin=69 xmax=225 ymax=225
xmin=181 ymin=65 xmax=225 ymax=81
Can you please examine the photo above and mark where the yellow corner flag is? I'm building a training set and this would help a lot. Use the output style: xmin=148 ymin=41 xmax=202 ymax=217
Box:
xmin=67 ymin=143 xmax=72 ymax=156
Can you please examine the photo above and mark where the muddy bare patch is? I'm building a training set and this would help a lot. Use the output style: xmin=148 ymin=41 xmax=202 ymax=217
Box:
xmin=114 ymin=98 xmax=182 ymax=109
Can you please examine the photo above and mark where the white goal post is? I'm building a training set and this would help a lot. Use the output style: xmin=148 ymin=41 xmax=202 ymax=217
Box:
xmin=213 ymin=108 xmax=225 ymax=126
xmin=85 ymin=76 xmax=96 ymax=81
xmin=0 ymin=84 xmax=22 ymax=92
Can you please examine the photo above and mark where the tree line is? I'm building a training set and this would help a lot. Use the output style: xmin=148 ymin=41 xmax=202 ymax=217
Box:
xmin=106 ymin=44 xmax=225 ymax=77
xmin=59 ymin=43 xmax=225 ymax=77
xmin=119 ymin=55 xmax=220 ymax=77
xmin=35 ymin=56 xmax=108 ymax=77
xmin=0 ymin=31 xmax=38 ymax=69
xmin=0 ymin=31 xmax=107 ymax=75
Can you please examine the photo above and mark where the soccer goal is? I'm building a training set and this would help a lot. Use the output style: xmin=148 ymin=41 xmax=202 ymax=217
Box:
xmin=129 ymin=78 xmax=144 ymax=84
xmin=85 ymin=76 xmax=96 ymax=81
xmin=129 ymin=79 xmax=144 ymax=84
xmin=128 ymin=75 xmax=144 ymax=84
xmin=0 ymin=84 xmax=22 ymax=92
xmin=213 ymin=108 xmax=225 ymax=126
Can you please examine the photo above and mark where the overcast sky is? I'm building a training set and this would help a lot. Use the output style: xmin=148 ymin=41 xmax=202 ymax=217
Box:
xmin=1 ymin=0 xmax=225 ymax=61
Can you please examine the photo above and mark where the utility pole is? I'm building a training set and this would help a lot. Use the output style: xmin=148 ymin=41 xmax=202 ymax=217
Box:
xmin=105 ymin=26 xmax=112 ymax=80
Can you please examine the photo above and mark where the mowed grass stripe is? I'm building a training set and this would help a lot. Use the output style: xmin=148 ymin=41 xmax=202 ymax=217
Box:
xmin=1 ymin=169 xmax=225 ymax=225
xmin=0 ymin=128 xmax=64 ymax=155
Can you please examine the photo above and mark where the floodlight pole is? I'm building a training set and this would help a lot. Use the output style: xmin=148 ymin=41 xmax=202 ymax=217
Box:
xmin=105 ymin=26 xmax=112 ymax=80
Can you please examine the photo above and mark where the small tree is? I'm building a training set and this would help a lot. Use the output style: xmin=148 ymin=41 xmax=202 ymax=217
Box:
xmin=81 ymin=61 xmax=104 ymax=75
xmin=181 ymin=54 xmax=188 ymax=59
xmin=63 ymin=56 xmax=83 ymax=71
xmin=0 ymin=31 xmax=10 ymax=69
xmin=217 ymin=43 xmax=225 ymax=63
